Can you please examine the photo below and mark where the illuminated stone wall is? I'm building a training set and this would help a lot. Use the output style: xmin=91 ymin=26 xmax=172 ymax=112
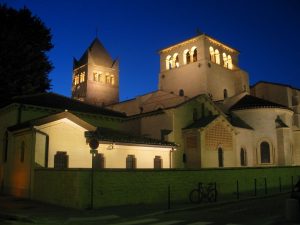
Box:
xmin=234 ymin=108 xmax=295 ymax=166
xmin=158 ymin=34 xmax=249 ymax=101
xmin=33 ymin=166 xmax=300 ymax=209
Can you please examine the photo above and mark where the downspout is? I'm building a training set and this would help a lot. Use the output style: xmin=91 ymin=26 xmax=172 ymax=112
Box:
xmin=17 ymin=104 xmax=23 ymax=124
xmin=29 ymin=127 xmax=36 ymax=199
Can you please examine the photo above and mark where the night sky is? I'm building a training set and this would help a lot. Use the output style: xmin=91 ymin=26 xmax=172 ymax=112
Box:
xmin=2 ymin=0 xmax=300 ymax=101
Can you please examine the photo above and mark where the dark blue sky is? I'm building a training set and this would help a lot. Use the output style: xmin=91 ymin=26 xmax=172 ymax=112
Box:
xmin=3 ymin=0 xmax=300 ymax=101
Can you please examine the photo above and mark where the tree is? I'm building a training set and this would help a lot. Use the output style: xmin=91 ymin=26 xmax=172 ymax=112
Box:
xmin=0 ymin=4 xmax=53 ymax=102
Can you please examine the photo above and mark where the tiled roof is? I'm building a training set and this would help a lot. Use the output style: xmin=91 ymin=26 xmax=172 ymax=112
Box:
xmin=183 ymin=115 xmax=219 ymax=130
xmin=228 ymin=114 xmax=253 ymax=130
xmin=251 ymin=81 xmax=300 ymax=92
xmin=1 ymin=92 xmax=126 ymax=117
xmin=230 ymin=95 xmax=288 ymax=111
xmin=86 ymin=128 xmax=177 ymax=147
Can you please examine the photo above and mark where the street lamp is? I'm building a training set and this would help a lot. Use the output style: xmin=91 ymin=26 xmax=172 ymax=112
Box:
xmin=88 ymin=138 xmax=99 ymax=209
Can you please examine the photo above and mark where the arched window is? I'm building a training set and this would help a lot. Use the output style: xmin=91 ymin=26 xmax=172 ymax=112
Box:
xmin=224 ymin=89 xmax=228 ymax=99
xmin=173 ymin=53 xmax=179 ymax=68
xmin=227 ymin=55 xmax=233 ymax=69
xmin=215 ymin=49 xmax=220 ymax=65
xmin=183 ymin=50 xmax=191 ymax=64
xmin=110 ymin=75 xmax=115 ymax=85
xmin=260 ymin=142 xmax=270 ymax=163
xmin=223 ymin=53 xmax=228 ymax=68
xmin=79 ymin=72 xmax=85 ymax=83
xmin=166 ymin=55 xmax=172 ymax=70
xmin=179 ymin=89 xmax=184 ymax=96
xmin=240 ymin=148 xmax=247 ymax=166
xmin=218 ymin=147 xmax=224 ymax=167
xmin=154 ymin=156 xmax=162 ymax=169
xmin=126 ymin=155 xmax=137 ymax=169
xmin=209 ymin=46 xmax=215 ymax=62
xmin=191 ymin=47 xmax=197 ymax=62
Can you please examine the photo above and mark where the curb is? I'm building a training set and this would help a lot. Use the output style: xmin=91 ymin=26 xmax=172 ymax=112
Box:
xmin=138 ymin=192 xmax=290 ymax=218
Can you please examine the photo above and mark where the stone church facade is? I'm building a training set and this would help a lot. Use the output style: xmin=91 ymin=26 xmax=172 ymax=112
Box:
xmin=1 ymin=32 xmax=300 ymax=197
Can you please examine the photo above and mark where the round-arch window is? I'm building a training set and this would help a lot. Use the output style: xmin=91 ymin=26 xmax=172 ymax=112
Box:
xmin=240 ymin=148 xmax=247 ymax=166
xmin=218 ymin=147 xmax=224 ymax=167
xmin=260 ymin=142 xmax=270 ymax=163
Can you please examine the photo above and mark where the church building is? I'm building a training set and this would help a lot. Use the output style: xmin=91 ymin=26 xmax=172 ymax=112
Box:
xmin=1 ymin=32 xmax=300 ymax=198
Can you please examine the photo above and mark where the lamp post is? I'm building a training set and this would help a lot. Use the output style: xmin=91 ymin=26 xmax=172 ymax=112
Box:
xmin=89 ymin=138 xmax=99 ymax=209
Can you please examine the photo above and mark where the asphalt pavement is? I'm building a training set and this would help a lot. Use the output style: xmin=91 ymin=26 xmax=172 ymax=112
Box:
xmin=0 ymin=193 xmax=299 ymax=225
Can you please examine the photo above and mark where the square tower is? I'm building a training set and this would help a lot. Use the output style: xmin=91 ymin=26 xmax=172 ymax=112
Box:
xmin=158 ymin=34 xmax=249 ymax=101
xmin=72 ymin=38 xmax=119 ymax=106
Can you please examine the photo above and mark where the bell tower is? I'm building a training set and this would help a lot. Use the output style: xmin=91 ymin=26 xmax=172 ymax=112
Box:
xmin=72 ymin=38 xmax=119 ymax=106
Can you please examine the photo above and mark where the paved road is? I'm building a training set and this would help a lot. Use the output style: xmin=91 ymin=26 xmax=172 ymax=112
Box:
xmin=0 ymin=193 xmax=299 ymax=225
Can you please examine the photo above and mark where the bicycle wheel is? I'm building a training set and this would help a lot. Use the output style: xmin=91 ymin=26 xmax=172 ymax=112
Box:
xmin=207 ymin=188 xmax=217 ymax=202
xmin=189 ymin=189 xmax=200 ymax=203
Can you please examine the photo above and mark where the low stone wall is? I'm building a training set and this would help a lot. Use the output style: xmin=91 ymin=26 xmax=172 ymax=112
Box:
xmin=33 ymin=167 xmax=300 ymax=209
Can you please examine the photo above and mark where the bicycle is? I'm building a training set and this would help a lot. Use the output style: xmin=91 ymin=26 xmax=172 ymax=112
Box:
xmin=189 ymin=182 xmax=217 ymax=203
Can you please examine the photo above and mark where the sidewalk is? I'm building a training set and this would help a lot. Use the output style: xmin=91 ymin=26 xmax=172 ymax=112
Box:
xmin=0 ymin=193 xmax=299 ymax=225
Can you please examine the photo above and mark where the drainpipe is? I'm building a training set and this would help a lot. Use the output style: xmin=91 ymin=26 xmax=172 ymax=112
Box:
xmin=17 ymin=104 xmax=23 ymax=124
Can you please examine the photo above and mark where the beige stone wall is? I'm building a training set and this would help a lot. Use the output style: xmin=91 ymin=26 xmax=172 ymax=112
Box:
xmin=183 ymin=130 xmax=201 ymax=169
xmin=86 ymin=63 xmax=119 ymax=106
xmin=293 ymin=130 xmax=300 ymax=165
xmin=234 ymin=128 xmax=255 ymax=167
xmin=234 ymin=108 xmax=294 ymax=166
xmin=3 ymin=131 xmax=34 ymax=198
xmin=158 ymin=35 xmax=249 ymax=101
xmin=251 ymin=83 xmax=300 ymax=128
xmin=201 ymin=117 xmax=236 ymax=168
xmin=35 ymin=118 xmax=171 ymax=169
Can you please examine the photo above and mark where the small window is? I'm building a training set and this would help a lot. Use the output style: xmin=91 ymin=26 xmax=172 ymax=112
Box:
xmin=179 ymin=89 xmax=184 ymax=96
xmin=227 ymin=55 xmax=233 ymax=69
xmin=209 ymin=46 xmax=215 ymax=62
xmin=192 ymin=47 xmax=197 ymax=62
xmin=54 ymin=151 xmax=69 ymax=169
xmin=186 ymin=51 xmax=191 ymax=64
xmin=110 ymin=75 xmax=115 ymax=85
xmin=223 ymin=53 xmax=228 ymax=68
xmin=218 ymin=147 xmax=224 ymax=167
xmin=240 ymin=148 xmax=247 ymax=166
xmin=79 ymin=72 xmax=85 ymax=83
xmin=93 ymin=153 xmax=105 ymax=169
xmin=260 ymin=142 xmax=270 ymax=163
xmin=126 ymin=155 xmax=136 ymax=169
xmin=166 ymin=55 xmax=172 ymax=70
xmin=215 ymin=49 xmax=220 ymax=65
xmin=74 ymin=75 xmax=79 ymax=85
xmin=173 ymin=53 xmax=179 ymax=68
xmin=224 ymin=89 xmax=228 ymax=99
xmin=183 ymin=49 xmax=190 ymax=65
xmin=154 ymin=156 xmax=162 ymax=169
xmin=20 ymin=141 xmax=25 ymax=163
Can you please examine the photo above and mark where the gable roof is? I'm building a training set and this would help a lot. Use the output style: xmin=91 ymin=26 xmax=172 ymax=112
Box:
xmin=228 ymin=114 xmax=253 ymax=130
xmin=88 ymin=127 xmax=177 ymax=147
xmin=8 ymin=111 xmax=97 ymax=132
xmin=75 ymin=38 xmax=114 ymax=68
xmin=251 ymin=81 xmax=300 ymax=92
xmin=1 ymin=92 xmax=126 ymax=118
xmin=230 ymin=95 xmax=289 ymax=111
xmin=183 ymin=115 xmax=219 ymax=130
